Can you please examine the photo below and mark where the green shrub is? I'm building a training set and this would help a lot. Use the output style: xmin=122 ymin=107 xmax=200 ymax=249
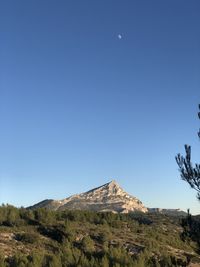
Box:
xmin=15 ymin=232 xmax=40 ymax=244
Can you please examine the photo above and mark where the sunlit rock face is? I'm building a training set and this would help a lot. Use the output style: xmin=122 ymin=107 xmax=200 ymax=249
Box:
xmin=30 ymin=180 xmax=148 ymax=213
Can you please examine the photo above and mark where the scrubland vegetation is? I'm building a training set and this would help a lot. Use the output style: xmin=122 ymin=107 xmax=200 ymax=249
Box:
xmin=0 ymin=205 xmax=200 ymax=266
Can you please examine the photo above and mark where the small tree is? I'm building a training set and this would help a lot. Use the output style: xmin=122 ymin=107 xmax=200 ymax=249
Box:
xmin=81 ymin=236 xmax=95 ymax=254
xmin=176 ymin=104 xmax=200 ymax=200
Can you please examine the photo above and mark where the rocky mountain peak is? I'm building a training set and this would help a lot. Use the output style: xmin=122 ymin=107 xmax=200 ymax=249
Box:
xmin=84 ymin=180 xmax=123 ymax=198
xmin=29 ymin=180 xmax=186 ymax=216
xmin=104 ymin=180 xmax=121 ymax=192
xmin=107 ymin=179 xmax=118 ymax=186
xmin=30 ymin=180 xmax=148 ymax=213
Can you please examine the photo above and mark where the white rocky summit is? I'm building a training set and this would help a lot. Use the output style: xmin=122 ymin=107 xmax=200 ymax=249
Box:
xmin=30 ymin=180 xmax=148 ymax=213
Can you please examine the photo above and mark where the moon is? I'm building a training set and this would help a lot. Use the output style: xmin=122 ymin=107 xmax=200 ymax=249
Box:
xmin=118 ymin=34 xmax=122 ymax=39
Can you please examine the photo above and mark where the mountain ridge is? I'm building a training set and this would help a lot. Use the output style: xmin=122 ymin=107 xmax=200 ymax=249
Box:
xmin=30 ymin=180 xmax=148 ymax=213
xmin=29 ymin=180 xmax=186 ymax=215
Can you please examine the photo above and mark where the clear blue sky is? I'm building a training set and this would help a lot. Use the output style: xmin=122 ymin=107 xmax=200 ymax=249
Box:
xmin=1 ymin=1 xmax=200 ymax=214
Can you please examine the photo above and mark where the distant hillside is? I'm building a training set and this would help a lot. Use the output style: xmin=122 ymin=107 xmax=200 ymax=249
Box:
xmin=29 ymin=180 xmax=187 ymax=217
xmin=29 ymin=180 xmax=148 ymax=213
xmin=148 ymin=208 xmax=187 ymax=216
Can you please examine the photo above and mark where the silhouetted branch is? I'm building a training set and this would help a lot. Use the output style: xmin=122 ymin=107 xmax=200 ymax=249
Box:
xmin=176 ymin=105 xmax=200 ymax=201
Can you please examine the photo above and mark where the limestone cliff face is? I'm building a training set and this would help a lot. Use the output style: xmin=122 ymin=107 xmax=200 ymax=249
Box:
xmin=30 ymin=180 xmax=148 ymax=213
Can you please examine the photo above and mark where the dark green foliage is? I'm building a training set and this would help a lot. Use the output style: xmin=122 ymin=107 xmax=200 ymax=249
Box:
xmin=176 ymin=104 xmax=200 ymax=200
xmin=0 ymin=205 xmax=21 ymax=226
xmin=37 ymin=224 xmax=68 ymax=243
xmin=15 ymin=232 xmax=40 ymax=244
xmin=181 ymin=210 xmax=200 ymax=248
xmin=33 ymin=209 xmax=56 ymax=225
xmin=81 ymin=236 xmax=95 ymax=253
xmin=0 ymin=205 xmax=199 ymax=266
xmin=129 ymin=212 xmax=153 ymax=225
xmin=98 ymin=229 xmax=112 ymax=244
xmin=175 ymin=105 xmax=200 ymax=256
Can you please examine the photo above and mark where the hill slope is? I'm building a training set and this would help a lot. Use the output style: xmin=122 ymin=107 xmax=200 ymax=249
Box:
xmin=0 ymin=205 xmax=200 ymax=266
